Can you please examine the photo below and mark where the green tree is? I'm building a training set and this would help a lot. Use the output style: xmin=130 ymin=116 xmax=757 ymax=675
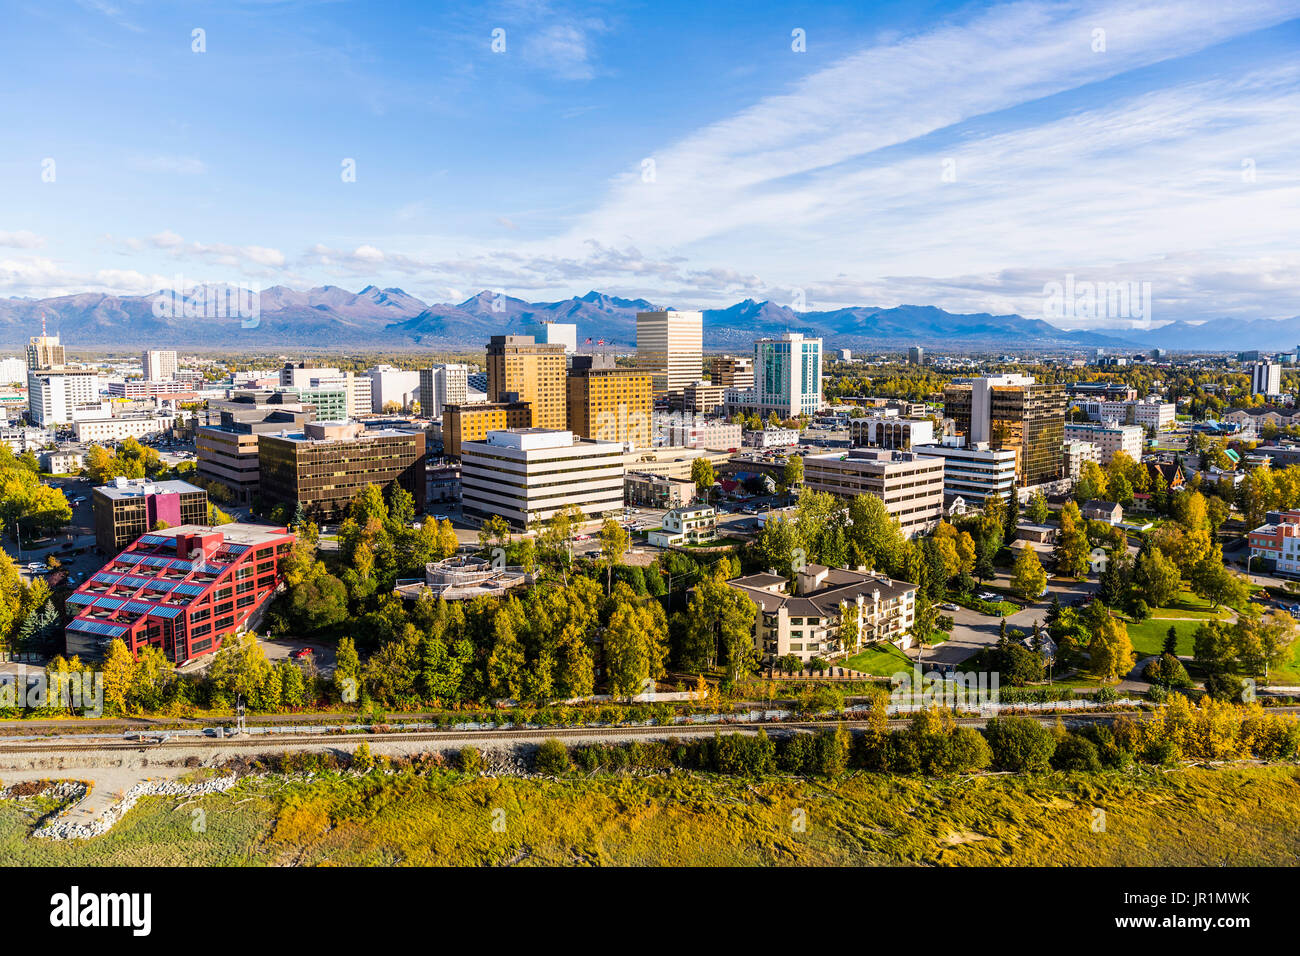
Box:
xmin=603 ymin=584 xmax=669 ymax=697
xmin=598 ymin=518 xmax=629 ymax=595
xmin=691 ymin=457 xmax=716 ymax=504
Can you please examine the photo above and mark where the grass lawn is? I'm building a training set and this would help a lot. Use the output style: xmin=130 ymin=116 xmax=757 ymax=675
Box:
xmin=1124 ymin=617 xmax=1202 ymax=657
xmin=1149 ymin=589 xmax=1233 ymax=621
xmin=843 ymin=642 xmax=913 ymax=677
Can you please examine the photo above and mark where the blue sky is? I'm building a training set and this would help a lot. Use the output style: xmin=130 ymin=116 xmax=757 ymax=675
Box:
xmin=1 ymin=0 xmax=1298 ymax=328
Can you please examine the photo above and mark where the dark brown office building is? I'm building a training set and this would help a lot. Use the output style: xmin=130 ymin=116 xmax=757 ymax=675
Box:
xmin=943 ymin=377 xmax=1065 ymax=486
xmin=92 ymin=478 xmax=209 ymax=553
xmin=258 ymin=420 xmax=426 ymax=520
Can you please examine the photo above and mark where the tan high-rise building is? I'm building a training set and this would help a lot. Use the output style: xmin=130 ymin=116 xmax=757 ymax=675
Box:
xmin=636 ymin=310 xmax=703 ymax=395
xmin=27 ymin=331 xmax=65 ymax=370
xmin=566 ymin=358 xmax=653 ymax=449
xmin=443 ymin=401 xmax=532 ymax=458
xmin=711 ymin=355 xmax=754 ymax=390
xmin=142 ymin=349 xmax=178 ymax=381
xmin=485 ymin=335 xmax=566 ymax=429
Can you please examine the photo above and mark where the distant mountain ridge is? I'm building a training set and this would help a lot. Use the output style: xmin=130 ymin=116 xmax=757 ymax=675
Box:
xmin=0 ymin=285 xmax=1288 ymax=351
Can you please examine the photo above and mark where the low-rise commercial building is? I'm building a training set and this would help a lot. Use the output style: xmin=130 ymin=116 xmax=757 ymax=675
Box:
xmin=625 ymin=471 xmax=695 ymax=509
xmin=196 ymin=394 xmax=315 ymax=503
xmin=850 ymin=416 xmax=935 ymax=451
xmin=74 ymin=413 xmax=174 ymax=444
xmin=65 ymin=523 xmax=294 ymax=663
xmin=803 ymin=449 xmax=944 ymax=537
xmin=92 ymin=477 xmax=210 ymax=554
xmin=460 ymin=428 xmax=624 ymax=528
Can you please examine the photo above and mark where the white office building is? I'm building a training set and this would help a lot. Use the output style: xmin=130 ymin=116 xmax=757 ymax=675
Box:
xmin=912 ymin=440 xmax=1017 ymax=504
xmin=366 ymin=365 xmax=422 ymax=413
xmin=0 ymin=357 xmax=26 ymax=385
xmin=850 ymin=416 xmax=934 ymax=450
xmin=754 ymin=332 xmax=823 ymax=418
xmin=636 ymin=310 xmax=703 ymax=394
xmin=420 ymin=364 xmax=469 ymax=419
xmin=27 ymin=368 xmax=100 ymax=426
xmin=460 ymin=428 xmax=625 ymax=528
xmin=536 ymin=321 xmax=577 ymax=355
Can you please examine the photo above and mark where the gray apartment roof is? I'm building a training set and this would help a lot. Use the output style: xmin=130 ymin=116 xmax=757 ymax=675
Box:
xmin=729 ymin=567 xmax=917 ymax=617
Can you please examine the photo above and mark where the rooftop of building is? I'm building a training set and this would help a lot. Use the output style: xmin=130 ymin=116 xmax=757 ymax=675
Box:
xmin=95 ymin=477 xmax=206 ymax=500
xmin=728 ymin=565 xmax=917 ymax=617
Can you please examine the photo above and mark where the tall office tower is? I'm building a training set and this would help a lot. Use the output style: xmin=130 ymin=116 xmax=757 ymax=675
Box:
xmin=1251 ymin=362 xmax=1281 ymax=397
xmin=711 ymin=354 xmax=754 ymax=390
xmin=26 ymin=321 xmax=65 ymax=370
xmin=754 ymin=332 xmax=824 ymax=418
xmin=142 ymin=349 xmax=178 ymax=381
xmin=419 ymin=364 xmax=469 ymax=419
xmin=908 ymin=346 xmax=925 ymax=366
xmin=636 ymin=310 xmax=703 ymax=395
xmin=485 ymin=335 xmax=567 ymax=429
xmin=942 ymin=374 xmax=1066 ymax=486
xmin=536 ymin=321 xmax=577 ymax=355
xmin=27 ymin=368 xmax=101 ymax=426
xmin=566 ymin=355 xmax=653 ymax=449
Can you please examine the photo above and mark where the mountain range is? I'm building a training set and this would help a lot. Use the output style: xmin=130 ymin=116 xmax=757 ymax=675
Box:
xmin=0 ymin=285 xmax=1293 ymax=353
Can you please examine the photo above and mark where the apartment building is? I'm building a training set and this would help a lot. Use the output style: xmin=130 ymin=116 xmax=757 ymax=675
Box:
xmin=486 ymin=335 xmax=567 ymax=429
xmin=92 ymin=477 xmax=209 ymax=553
xmin=803 ymin=448 xmax=945 ymax=537
xmin=911 ymin=441 xmax=1017 ymax=504
xmin=636 ymin=310 xmax=703 ymax=395
xmin=1252 ymin=362 xmax=1282 ymax=397
xmin=1082 ymin=399 xmax=1176 ymax=431
xmin=460 ymin=428 xmax=625 ymax=528
xmin=1248 ymin=512 xmax=1300 ymax=576
xmin=566 ymin=356 xmax=653 ymax=449
xmin=1062 ymin=438 xmax=1100 ymax=479
xmin=850 ymin=416 xmax=935 ymax=451
xmin=443 ymin=401 xmax=532 ymax=457
xmin=1064 ymin=421 xmax=1144 ymax=465
xmin=726 ymin=564 xmax=918 ymax=663
xmin=258 ymin=420 xmax=426 ymax=519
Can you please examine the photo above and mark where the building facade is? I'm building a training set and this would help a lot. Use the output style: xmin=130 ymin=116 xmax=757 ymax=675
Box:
xmin=566 ymin=360 xmax=653 ymax=449
xmin=1064 ymin=421 xmax=1144 ymax=465
xmin=460 ymin=428 xmax=624 ymax=528
xmin=486 ymin=335 xmax=567 ymax=429
xmin=258 ymin=420 xmax=426 ymax=519
xmin=911 ymin=441 xmax=1017 ymax=504
xmin=636 ymin=310 xmax=703 ymax=395
xmin=442 ymin=401 xmax=532 ymax=458
xmin=803 ymin=448 xmax=945 ymax=537
xmin=944 ymin=375 xmax=1065 ymax=485
xmin=65 ymin=523 xmax=295 ymax=663
xmin=141 ymin=350 xmax=178 ymax=381
xmin=850 ymin=416 xmax=935 ymax=451
xmin=92 ymin=477 xmax=209 ymax=553
xmin=726 ymin=565 xmax=918 ymax=663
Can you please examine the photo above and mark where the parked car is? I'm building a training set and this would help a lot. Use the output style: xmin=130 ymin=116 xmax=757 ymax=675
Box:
xmin=977 ymin=591 xmax=997 ymax=601
xmin=941 ymin=603 xmax=959 ymax=612
xmin=292 ymin=647 xmax=314 ymax=661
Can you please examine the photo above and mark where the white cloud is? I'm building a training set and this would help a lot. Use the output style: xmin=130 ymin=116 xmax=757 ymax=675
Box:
xmin=0 ymin=231 xmax=44 ymax=249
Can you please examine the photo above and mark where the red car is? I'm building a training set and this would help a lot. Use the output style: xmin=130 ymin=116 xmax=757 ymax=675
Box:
xmin=292 ymin=647 xmax=314 ymax=661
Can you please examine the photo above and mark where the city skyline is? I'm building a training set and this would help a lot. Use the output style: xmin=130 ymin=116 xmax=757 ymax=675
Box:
xmin=0 ymin=0 xmax=1297 ymax=328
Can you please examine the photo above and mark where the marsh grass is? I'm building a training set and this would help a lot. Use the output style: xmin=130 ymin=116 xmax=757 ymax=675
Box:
xmin=2 ymin=764 xmax=1298 ymax=866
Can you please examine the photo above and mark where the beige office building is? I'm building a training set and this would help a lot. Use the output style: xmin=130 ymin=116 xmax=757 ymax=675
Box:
xmin=460 ymin=428 xmax=625 ymax=529
xmin=486 ymin=335 xmax=567 ymax=429
xmin=804 ymin=448 xmax=945 ymax=538
xmin=636 ymin=310 xmax=703 ymax=394
xmin=711 ymin=355 xmax=754 ymax=390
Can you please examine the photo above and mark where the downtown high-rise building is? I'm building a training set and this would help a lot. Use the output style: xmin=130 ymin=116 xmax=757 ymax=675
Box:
xmin=419 ymin=364 xmax=469 ymax=419
xmin=711 ymin=354 xmax=754 ymax=390
xmin=636 ymin=310 xmax=703 ymax=395
xmin=943 ymin=374 xmax=1066 ymax=486
xmin=486 ymin=335 xmax=567 ymax=429
xmin=26 ymin=327 xmax=64 ymax=370
xmin=754 ymin=332 xmax=823 ymax=418
xmin=142 ymin=349 xmax=178 ymax=381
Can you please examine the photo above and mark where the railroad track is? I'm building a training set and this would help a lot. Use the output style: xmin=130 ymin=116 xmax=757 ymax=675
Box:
xmin=3 ymin=706 xmax=1296 ymax=756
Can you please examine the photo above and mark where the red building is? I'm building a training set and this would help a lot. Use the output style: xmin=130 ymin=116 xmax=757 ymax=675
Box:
xmin=64 ymin=523 xmax=295 ymax=664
